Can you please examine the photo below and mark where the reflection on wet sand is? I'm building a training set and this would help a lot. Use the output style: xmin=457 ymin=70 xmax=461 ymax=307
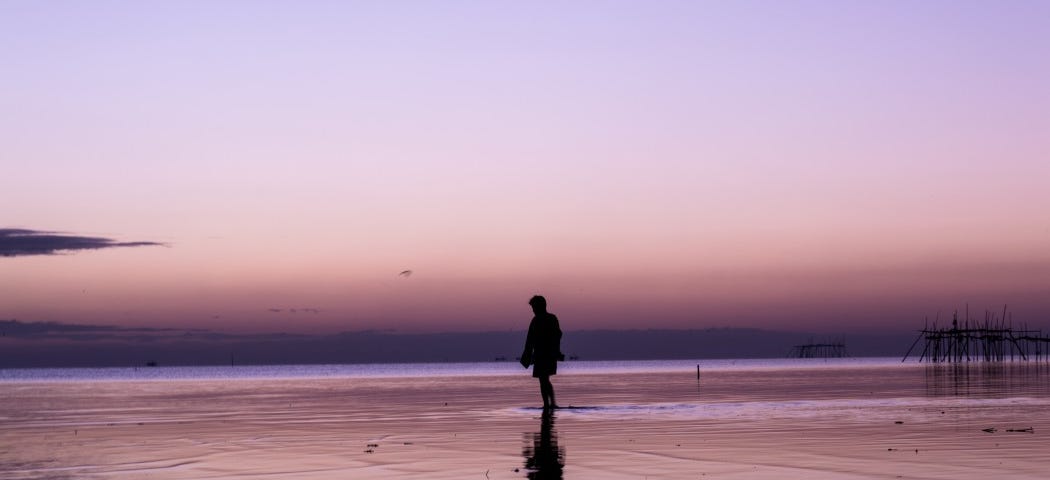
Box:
xmin=522 ymin=411 xmax=564 ymax=480
xmin=6 ymin=366 xmax=1050 ymax=479
xmin=925 ymin=361 xmax=1050 ymax=397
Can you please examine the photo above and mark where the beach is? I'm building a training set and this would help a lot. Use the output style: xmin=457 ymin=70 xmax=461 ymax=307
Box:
xmin=2 ymin=360 xmax=1048 ymax=479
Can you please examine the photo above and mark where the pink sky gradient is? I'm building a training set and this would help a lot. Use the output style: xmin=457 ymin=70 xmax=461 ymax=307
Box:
xmin=2 ymin=2 xmax=1049 ymax=334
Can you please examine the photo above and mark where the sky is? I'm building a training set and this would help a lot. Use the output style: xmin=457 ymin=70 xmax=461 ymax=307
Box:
xmin=2 ymin=1 xmax=1049 ymax=336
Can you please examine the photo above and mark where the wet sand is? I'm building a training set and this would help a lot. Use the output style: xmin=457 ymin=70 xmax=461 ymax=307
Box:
xmin=2 ymin=363 xmax=1048 ymax=479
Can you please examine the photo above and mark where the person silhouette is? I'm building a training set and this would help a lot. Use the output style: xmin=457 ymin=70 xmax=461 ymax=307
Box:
xmin=521 ymin=295 xmax=563 ymax=411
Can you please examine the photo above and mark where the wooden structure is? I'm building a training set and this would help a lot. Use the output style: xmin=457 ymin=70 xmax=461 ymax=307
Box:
xmin=902 ymin=306 xmax=1050 ymax=363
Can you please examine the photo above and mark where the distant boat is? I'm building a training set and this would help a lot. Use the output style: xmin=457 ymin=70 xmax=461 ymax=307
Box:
xmin=494 ymin=356 xmax=508 ymax=361
xmin=146 ymin=361 xmax=158 ymax=367
xmin=569 ymin=354 xmax=579 ymax=361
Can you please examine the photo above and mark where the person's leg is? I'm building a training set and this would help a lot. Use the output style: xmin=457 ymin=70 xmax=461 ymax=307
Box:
xmin=539 ymin=376 xmax=555 ymax=409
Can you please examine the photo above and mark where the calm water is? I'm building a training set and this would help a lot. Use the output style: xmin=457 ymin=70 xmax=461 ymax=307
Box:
xmin=3 ymin=358 xmax=1049 ymax=479
xmin=3 ymin=358 xmax=1049 ymax=401
xmin=0 ymin=357 xmax=907 ymax=382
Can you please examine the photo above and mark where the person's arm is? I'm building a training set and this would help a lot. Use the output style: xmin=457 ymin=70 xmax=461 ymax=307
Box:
xmin=520 ymin=321 xmax=535 ymax=368
xmin=553 ymin=315 xmax=564 ymax=361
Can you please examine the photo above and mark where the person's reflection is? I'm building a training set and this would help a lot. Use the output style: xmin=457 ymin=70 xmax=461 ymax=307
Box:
xmin=522 ymin=411 xmax=564 ymax=479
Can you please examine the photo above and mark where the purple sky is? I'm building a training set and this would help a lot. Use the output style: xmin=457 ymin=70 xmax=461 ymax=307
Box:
xmin=2 ymin=1 xmax=1049 ymax=334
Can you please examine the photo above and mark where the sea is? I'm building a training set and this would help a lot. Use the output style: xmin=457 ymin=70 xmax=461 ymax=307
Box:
xmin=3 ymin=358 xmax=1049 ymax=479
xmin=0 ymin=357 xmax=952 ymax=382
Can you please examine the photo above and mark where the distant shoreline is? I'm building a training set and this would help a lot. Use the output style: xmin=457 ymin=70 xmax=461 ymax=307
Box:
xmin=0 ymin=324 xmax=919 ymax=368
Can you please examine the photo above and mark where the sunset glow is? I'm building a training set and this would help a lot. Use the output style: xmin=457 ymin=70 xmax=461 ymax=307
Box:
xmin=3 ymin=1 xmax=1049 ymax=335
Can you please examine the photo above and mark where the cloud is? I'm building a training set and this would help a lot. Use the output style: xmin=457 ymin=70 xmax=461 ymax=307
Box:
xmin=0 ymin=228 xmax=164 ymax=257
xmin=267 ymin=307 xmax=321 ymax=314
xmin=0 ymin=319 xmax=310 ymax=345
xmin=0 ymin=319 xmax=192 ymax=341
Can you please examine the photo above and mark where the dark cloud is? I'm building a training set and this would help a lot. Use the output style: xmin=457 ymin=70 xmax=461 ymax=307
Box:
xmin=0 ymin=319 xmax=306 ymax=344
xmin=0 ymin=319 xmax=201 ymax=342
xmin=0 ymin=228 xmax=164 ymax=257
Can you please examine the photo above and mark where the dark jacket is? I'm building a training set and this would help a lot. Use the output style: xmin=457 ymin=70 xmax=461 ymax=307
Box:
xmin=523 ymin=312 xmax=562 ymax=368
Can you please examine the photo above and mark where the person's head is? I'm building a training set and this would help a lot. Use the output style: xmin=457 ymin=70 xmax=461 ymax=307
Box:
xmin=528 ymin=295 xmax=547 ymax=314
